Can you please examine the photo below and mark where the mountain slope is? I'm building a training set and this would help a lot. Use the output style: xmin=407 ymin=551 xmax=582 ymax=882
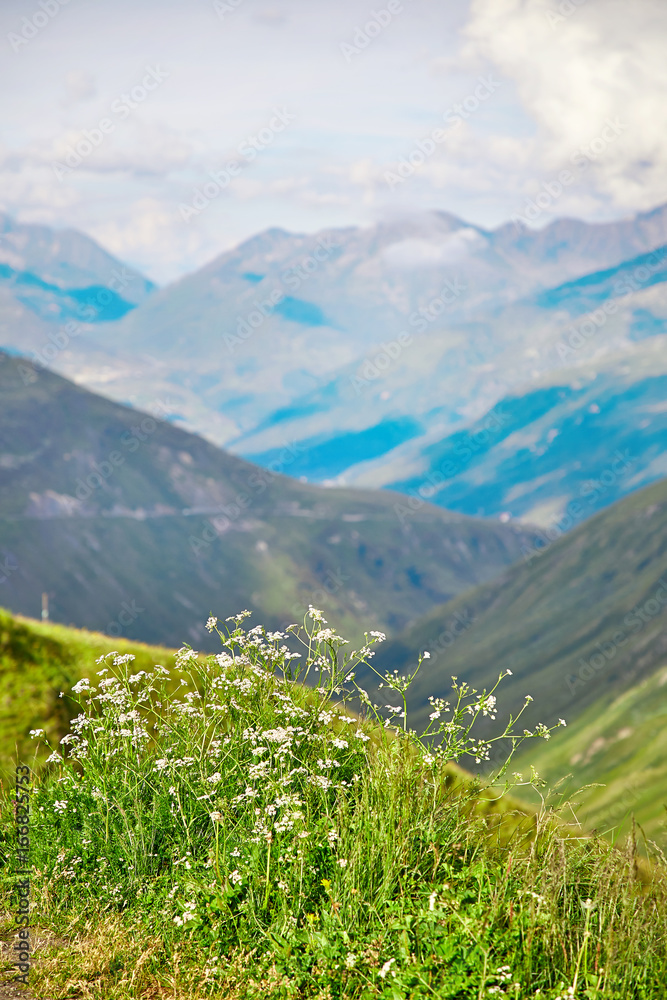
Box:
xmin=0 ymin=606 xmax=178 ymax=783
xmin=364 ymin=477 xmax=667 ymax=740
xmin=5 ymin=205 xmax=667 ymax=454
xmin=0 ymin=351 xmax=534 ymax=648
xmin=514 ymin=657 xmax=667 ymax=845
xmin=376 ymin=342 xmax=667 ymax=526
xmin=0 ymin=212 xmax=154 ymax=308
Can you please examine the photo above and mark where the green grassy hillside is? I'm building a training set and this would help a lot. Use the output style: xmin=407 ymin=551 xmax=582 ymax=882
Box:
xmin=367 ymin=476 xmax=667 ymax=748
xmin=0 ymin=606 xmax=178 ymax=784
xmin=514 ymin=658 xmax=667 ymax=846
xmin=0 ymin=351 xmax=535 ymax=649
xmin=2 ymin=611 xmax=666 ymax=999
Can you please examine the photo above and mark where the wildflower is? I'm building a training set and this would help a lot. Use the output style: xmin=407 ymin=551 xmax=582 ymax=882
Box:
xmin=337 ymin=858 xmax=348 ymax=868
xmin=206 ymin=617 xmax=218 ymax=631
xmin=345 ymin=952 xmax=357 ymax=969
xmin=210 ymin=811 xmax=223 ymax=822
xmin=422 ymin=651 xmax=431 ymax=659
xmin=428 ymin=890 xmax=437 ymax=910
xmin=229 ymin=870 xmax=243 ymax=885
xmin=226 ymin=610 xmax=252 ymax=623
xmin=29 ymin=729 xmax=45 ymax=738
xmin=378 ymin=958 xmax=395 ymax=979
xmin=559 ymin=718 xmax=567 ymax=726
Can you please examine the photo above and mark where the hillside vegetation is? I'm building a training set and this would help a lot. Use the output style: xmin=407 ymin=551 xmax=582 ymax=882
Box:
xmin=0 ymin=351 xmax=534 ymax=648
xmin=0 ymin=606 xmax=178 ymax=785
xmin=2 ymin=610 xmax=666 ymax=999
xmin=365 ymin=478 xmax=667 ymax=841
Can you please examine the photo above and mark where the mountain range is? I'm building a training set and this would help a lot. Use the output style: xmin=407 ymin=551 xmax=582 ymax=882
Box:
xmin=0 ymin=351 xmax=534 ymax=648
xmin=359 ymin=475 xmax=667 ymax=841
xmin=2 ymin=205 xmax=667 ymax=531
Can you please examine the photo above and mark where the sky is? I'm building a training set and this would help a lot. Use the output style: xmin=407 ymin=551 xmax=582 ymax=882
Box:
xmin=1 ymin=0 xmax=666 ymax=284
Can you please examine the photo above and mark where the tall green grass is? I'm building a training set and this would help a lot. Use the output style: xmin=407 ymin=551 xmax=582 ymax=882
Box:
xmin=2 ymin=610 xmax=666 ymax=998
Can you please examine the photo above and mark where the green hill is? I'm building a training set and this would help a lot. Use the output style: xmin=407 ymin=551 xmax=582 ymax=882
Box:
xmin=0 ymin=351 xmax=534 ymax=649
xmin=513 ymin=657 xmax=667 ymax=845
xmin=367 ymin=476 xmax=667 ymax=764
xmin=2 ymin=610 xmax=666 ymax=999
xmin=0 ymin=606 xmax=178 ymax=784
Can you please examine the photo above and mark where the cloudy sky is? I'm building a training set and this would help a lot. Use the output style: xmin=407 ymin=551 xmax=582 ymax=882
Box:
xmin=1 ymin=0 xmax=666 ymax=283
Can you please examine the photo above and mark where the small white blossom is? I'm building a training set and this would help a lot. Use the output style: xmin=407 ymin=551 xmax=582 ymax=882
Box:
xmin=379 ymin=958 xmax=395 ymax=979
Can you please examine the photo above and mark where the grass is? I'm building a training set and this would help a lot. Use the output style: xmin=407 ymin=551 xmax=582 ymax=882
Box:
xmin=1 ymin=609 xmax=666 ymax=998
xmin=0 ymin=606 xmax=179 ymax=788
xmin=512 ymin=661 xmax=667 ymax=848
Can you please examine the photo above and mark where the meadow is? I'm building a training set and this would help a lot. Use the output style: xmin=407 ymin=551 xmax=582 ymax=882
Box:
xmin=1 ymin=608 xmax=666 ymax=998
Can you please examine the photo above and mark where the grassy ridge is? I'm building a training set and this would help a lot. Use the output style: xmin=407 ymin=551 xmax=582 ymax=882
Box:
xmin=0 ymin=606 xmax=178 ymax=784
xmin=514 ymin=660 xmax=667 ymax=846
xmin=368 ymin=477 xmax=667 ymax=741
xmin=2 ymin=612 xmax=667 ymax=998
xmin=0 ymin=350 xmax=534 ymax=647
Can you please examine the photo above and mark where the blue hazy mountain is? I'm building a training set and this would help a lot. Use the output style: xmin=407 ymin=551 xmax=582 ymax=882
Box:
xmin=2 ymin=205 xmax=666 ymax=531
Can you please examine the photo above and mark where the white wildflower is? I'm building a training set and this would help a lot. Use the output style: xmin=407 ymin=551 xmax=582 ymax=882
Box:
xmin=378 ymin=958 xmax=395 ymax=979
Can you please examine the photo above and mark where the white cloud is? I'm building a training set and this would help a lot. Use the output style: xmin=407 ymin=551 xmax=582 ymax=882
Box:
xmin=63 ymin=71 xmax=97 ymax=106
xmin=381 ymin=228 xmax=486 ymax=269
xmin=462 ymin=0 xmax=667 ymax=211
xmin=0 ymin=0 xmax=664 ymax=279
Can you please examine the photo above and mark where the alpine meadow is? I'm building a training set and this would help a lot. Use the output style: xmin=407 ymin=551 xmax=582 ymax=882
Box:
xmin=2 ymin=1 xmax=667 ymax=997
